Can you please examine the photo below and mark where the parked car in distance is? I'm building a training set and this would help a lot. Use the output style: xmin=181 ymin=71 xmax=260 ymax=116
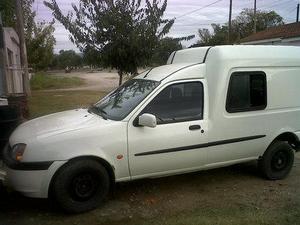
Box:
xmin=1 ymin=45 xmax=300 ymax=213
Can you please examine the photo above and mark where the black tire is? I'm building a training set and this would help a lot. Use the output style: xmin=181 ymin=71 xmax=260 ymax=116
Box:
xmin=51 ymin=159 xmax=110 ymax=213
xmin=259 ymin=141 xmax=294 ymax=180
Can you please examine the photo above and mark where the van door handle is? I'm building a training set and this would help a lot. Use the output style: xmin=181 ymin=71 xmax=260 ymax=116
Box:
xmin=189 ymin=125 xmax=201 ymax=130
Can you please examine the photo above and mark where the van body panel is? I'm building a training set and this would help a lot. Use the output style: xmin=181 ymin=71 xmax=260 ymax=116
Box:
xmin=127 ymin=79 xmax=209 ymax=178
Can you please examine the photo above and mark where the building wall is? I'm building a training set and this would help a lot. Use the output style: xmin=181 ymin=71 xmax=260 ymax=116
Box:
xmin=3 ymin=28 xmax=23 ymax=94
xmin=281 ymin=40 xmax=300 ymax=46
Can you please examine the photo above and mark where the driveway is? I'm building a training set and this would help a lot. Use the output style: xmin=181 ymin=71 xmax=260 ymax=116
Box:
xmin=48 ymin=70 xmax=120 ymax=92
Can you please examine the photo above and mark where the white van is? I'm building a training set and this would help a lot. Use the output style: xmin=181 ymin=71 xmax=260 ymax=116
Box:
xmin=1 ymin=45 xmax=300 ymax=213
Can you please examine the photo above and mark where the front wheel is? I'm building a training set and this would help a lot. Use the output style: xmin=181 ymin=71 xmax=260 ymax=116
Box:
xmin=259 ymin=141 xmax=294 ymax=180
xmin=51 ymin=159 xmax=110 ymax=213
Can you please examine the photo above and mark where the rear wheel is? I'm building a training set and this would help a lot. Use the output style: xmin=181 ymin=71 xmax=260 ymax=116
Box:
xmin=259 ymin=141 xmax=294 ymax=180
xmin=51 ymin=159 xmax=110 ymax=213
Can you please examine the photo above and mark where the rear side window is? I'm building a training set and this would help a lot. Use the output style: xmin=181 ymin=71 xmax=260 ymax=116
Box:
xmin=226 ymin=72 xmax=267 ymax=113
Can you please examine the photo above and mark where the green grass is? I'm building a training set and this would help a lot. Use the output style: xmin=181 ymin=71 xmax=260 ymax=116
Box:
xmin=30 ymin=72 xmax=85 ymax=90
xmin=28 ymin=90 xmax=107 ymax=118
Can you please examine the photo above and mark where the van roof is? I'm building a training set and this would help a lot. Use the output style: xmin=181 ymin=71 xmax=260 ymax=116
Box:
xmin=135 ymin=63 xmax=198 ymax=81
xmin=137 ymin=45 xmax=300 ymax=82
xmin=169 ymin=45 xmax=300 ymax=65
xmin=166 ymin=47 xmax=210 ymax=65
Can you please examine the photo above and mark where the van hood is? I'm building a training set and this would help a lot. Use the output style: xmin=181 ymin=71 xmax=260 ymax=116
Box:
xmin=10 ymin=108 xmax=110 ymax=144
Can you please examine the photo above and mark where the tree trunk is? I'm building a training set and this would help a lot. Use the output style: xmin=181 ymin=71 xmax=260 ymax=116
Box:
xmin=118 ymin=70 xmax=123 ymax=86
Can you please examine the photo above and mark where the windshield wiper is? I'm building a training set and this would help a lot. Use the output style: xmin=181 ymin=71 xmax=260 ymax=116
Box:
xmin=88 ymin=106 xmax=108 ymax=120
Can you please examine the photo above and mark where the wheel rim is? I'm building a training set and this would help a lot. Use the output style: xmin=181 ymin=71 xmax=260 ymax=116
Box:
xmin=271 ymin=150 xmax=289 ymax=171
xmin=70 ymin=173 xmax=99 ymax=201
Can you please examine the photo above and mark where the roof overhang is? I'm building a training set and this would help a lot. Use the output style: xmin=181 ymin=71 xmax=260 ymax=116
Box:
xmin=281 ymin=36 xmax=300 ymax=42
xmin=241 ymin=38 xmax=282 ymax=45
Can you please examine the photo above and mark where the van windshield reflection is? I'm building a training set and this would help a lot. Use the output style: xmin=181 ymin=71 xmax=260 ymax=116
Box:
xmin=89 ymin=79 xmax=160 ymax=120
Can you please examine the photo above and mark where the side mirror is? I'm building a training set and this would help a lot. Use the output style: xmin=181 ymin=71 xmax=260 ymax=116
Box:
xmin=138 ymin=113 xmax=157 ymax=128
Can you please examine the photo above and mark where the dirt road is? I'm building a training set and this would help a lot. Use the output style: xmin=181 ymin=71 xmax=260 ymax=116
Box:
xmin=48 ymin=70 xmax=120 ymax=92
xmin=0 ymin=154 xmax=300 ymax=225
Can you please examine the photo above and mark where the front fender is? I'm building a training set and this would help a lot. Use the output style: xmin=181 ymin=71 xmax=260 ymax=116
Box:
xmin=12 ymin=121 xmax=130 ymax=182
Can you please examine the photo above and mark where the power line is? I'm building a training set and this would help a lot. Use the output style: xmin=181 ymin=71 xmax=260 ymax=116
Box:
xmin=175 ymin=0 xmax=224 ymax=19
xmin=285 ymin=6 xmax=298 ymax=14
xmin=176 ymin=22 xmax=227 ymax=26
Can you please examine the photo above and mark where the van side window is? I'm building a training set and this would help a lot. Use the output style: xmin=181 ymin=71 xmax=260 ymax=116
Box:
xmin=226 ymin=72 xmax=267 ymax=113
xmin=142 ymin=82 xmax=203 ymax=124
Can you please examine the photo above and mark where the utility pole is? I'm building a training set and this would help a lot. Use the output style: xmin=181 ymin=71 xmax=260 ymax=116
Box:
xmin=15 ymin=0 xmax=31 ymax=95
xmin=253 ymin=0 xmax=257 ymax=33
xmin=228 ymin=0 xmax=233 ymax=44
xmin=0 ymin=12 xmax=7 ymax=95
xmin=297 ymin=2 xmax=299 ymax=23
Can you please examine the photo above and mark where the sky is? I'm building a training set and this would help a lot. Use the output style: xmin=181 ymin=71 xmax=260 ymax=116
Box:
xmin=34 ymin=0 xmax=300 ymax=53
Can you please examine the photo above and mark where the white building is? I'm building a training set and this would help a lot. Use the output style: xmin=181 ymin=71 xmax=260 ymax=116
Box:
xmin=0 ymin=27 xmax=23 ymax=95
xmin=241 ymin=22 xmax=300 ymax=46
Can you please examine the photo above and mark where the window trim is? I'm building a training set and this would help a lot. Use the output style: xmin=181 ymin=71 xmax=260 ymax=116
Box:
xmin=226 ymin=71 xmax=267 ymax=113
xmin=134 ymin=81 xmax=204 ymax=126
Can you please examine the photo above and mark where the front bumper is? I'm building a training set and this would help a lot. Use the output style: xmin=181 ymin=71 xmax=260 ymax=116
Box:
xmin=2 ymin=144 xmax=67 ymax=198
xmin=2 ymin=144 xmax=54 ymax=171
xmin=4 ymin=161 xmax=66 ymax=198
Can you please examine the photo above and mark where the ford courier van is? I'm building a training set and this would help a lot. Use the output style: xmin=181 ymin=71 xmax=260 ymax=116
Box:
xmin=1 ymin=46 xmax=300 ymax=213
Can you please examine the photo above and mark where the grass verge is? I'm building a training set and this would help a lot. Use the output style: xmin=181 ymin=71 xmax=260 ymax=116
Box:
xmin=30 ymin=72 xmax=85 ymax=90
xmin=28 ymin=90 xmax=107 ymax=118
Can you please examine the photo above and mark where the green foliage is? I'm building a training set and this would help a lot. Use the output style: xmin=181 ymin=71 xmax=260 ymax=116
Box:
xmin=30 ymin=72 xmax=84 ymax=90
xmin=152 ymin=35 xmax=194 ymax=65
xmin=44 ymin=0 xmax=180 ymax=85
xmin=0 ymin=0 xmax=35 ymax=28
xmin=151 ymin=37 xmax=191 ymax=66
xmin=51 ymin=50 xmax=83 ymax=69
xmin=0 ymin=0 xmax=16 ymax=27
xmin=196 ymin=9 xmax=284 ymax=46
xmin=82 ymin=47 xmax=101 ymax=68
xmin=233 ymin=8 xmax=284 ymax=40
xmin=27 ymin=21 xmax=56 ymax=70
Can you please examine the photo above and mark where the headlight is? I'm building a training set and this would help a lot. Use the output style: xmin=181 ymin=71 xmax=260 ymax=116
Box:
xmin=11 ymin=143 xmax=26 ymax=161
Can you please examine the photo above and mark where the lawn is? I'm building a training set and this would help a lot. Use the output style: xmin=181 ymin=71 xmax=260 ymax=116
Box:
xmin=28 ymin=90 xmax=107 ymax=118
xmin=30 ymin=72 xmax=85 ymax=90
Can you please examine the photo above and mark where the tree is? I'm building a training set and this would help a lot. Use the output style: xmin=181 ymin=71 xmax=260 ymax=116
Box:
xmin=51 ymin=50 xmax=83 ymax=69
xmin=197 ymin=24 xmax=228 ymax=46
xmin=195 ymin=9 xmax=284 ymax=46
xmin=0 ymin=0 xmax=16 ymax=27
xmin=82 ymin=47 xmax=101 ymax=68
xmin=233 ymin=9 xmax=283 ymax=42
xmin=26 ymin=21 xmax=56 ymax=70
xmin=44 ymin=0 xmax=177 ymax=85
xmin=0 ymin=0 xmax=34 ymax=27
xmin=151 ymin=35 xmax=194 ymax=65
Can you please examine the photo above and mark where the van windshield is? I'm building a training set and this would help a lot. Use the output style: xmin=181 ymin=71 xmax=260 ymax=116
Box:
xmin=89 ymin=79 xmax=160 ymax=120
